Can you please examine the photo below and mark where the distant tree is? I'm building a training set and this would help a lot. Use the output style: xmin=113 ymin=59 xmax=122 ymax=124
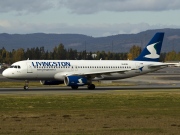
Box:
xmin=128 ymin=45 xmax=141 ymax=60
xmin=177 ymin=52 xmax=180 ymax=61
xmin=45 ymin=50 xmax=49 ymax=59
xmin=107 ymin=52 xmax=113 ymax=60
xmin=67 ymin=48 xmax=78 ymax=60
xmin=52 ymin=44 xmax=67 ymax=60
xmin=77 ymin=52 xmax=83 ymax=60
xmin=35 ymin=47 xmax=40 ymax=59
xmin=25 ymin=48 xmax=32 ymax=60
xmin=96 ymin=51 xmax=104 ymax=60
xmin=119 ymin=53 xmax=127 ymax=60
xmin=1 ymin=49 xmax=6 ymax=60
xmin=14 ymin=48 xmax=25 ymax=61
xmin=127 ymin=53 xmax=133 ymax=60
xmin=160 ymin=53 xmax=166 ymax=62
xmin=53 ymin=46 xmax=58 ymax=59
xmin=5 ymin=51 xmax=11 ymax=64
xmin=165 ymin=51 xmax=177 ymax=61
xmin=87 ymin=52 xmax=93 ymax=60
xmin=57 ymin=44 xmax=67 ymax=60
xmin=48 ymin=52 xmax=53 ymax=60
xmin=39 ymin=46 xmax=46 ymax=59
xmin=82 ymin=50 xmax=87 ymax=60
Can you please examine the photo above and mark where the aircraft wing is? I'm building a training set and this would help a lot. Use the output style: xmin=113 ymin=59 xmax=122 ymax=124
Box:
xmin=68 ymin=69 xmax=131 ymax=76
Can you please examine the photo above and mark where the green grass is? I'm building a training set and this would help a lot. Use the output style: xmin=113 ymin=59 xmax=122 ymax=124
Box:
xmin=0 ymin=92 xmax=180 ymax=135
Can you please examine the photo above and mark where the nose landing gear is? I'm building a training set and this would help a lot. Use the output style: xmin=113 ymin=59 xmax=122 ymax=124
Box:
xmin=24 ymin=80 xmax=29 ymax=90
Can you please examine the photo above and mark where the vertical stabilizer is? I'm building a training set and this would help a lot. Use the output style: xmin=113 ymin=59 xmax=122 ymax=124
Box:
xmin=135 ymin=32 xmax=164 ymax=62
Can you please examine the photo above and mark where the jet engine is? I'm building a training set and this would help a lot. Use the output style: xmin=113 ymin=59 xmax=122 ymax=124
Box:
xmin=40 ymin=80 xmax=64 ymax=85
xmin=64 ymin=76 xmax=88 ymax=86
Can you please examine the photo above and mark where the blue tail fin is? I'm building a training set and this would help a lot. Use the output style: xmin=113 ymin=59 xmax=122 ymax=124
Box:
xmin=135 ymin=32 xmax=164 ymax=62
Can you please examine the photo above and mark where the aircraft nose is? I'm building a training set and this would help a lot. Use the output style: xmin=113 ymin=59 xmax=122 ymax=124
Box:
xmin=2 ymin=69 xmax=9 ymax=77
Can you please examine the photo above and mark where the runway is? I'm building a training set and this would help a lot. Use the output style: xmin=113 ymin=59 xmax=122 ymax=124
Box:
xmin=0 ymin=85 xmax=180 ymax=95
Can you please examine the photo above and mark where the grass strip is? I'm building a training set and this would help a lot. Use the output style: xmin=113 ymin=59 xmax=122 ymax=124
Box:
xmin=0 ymin=92 xmax=180 ymax=135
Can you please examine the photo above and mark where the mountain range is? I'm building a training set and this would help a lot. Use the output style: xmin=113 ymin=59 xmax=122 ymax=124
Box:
xmin=0 ymin=28 xmax=180 ymax=52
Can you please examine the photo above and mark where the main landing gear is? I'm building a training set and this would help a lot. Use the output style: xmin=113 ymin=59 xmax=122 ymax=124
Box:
xmin=87 ymin=84 xmax=95 ymax=90
xmin=24 ymin=80 xmax=29 ymax=90
xmin=71 ymin=84 xmax=95 ymax=90
xmin=71 ymin=86 xmax=78 ymax=90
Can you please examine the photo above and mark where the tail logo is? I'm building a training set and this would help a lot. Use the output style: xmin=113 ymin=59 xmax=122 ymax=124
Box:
xmin=144 ymin=42 xmax=160 ymax=59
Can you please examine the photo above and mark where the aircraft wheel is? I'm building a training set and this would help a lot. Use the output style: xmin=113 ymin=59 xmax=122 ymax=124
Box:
xmin=71 ymin=86 xmax=78 ymax=89
xmin=24 ymin=80 xmax=29 ymax=90
xmin=24 ymin=86 xmax=29 ymax=90
xmin=88 ymin=84 xmax=95 ymax=90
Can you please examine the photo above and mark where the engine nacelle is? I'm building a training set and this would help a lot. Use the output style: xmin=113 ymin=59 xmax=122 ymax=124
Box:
xmin=64 ymin=76 xmax=88 ymax=86
xmin=40 ymin=80 xmax=64 ymax=85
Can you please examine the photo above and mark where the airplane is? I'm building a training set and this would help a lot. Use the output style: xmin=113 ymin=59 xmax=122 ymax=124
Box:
xmin=2 ymin=32 xmax=176 ymax=90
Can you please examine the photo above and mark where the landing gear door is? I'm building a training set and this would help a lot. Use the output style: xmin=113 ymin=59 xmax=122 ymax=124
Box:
xmin=27 ymin=62 xmax=33 ymax=73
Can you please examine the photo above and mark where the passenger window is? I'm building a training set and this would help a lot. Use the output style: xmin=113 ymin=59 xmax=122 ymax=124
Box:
xmin=14 ymin=66 xmax=17 ymax=68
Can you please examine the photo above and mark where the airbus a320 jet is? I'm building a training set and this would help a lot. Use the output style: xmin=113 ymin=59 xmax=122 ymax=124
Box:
xmin=2 ymin=32 xmax=175 ymax=90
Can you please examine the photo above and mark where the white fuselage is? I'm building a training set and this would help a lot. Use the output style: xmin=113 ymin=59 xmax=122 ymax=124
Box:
xmin=2 ymin=60 xmax=164 ymax=81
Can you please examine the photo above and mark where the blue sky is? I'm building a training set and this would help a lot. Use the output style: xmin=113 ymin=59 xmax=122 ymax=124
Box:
xmin=0 ymin=0 xmax=180 ymax=37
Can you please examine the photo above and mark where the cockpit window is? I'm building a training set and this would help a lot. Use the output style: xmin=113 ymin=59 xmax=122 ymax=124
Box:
xmin=10 ymin=65 xmax=21 ymax=69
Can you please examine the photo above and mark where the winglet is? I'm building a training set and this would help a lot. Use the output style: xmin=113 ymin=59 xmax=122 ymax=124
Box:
xmin=134 ymin=32 xmax=164 ymax=62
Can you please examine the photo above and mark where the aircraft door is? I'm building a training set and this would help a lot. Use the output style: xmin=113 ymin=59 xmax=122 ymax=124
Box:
xmin=27 ymin=62 xmax=33 ymax=73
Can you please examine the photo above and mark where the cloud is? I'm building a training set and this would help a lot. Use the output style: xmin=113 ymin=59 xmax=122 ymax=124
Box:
xmin=0 ymin=20 xmax=179 ymax=37
xmin=1 ymin=0 xmax=180 ymax=14
xmin=0 ymin=0 xmax=55 ymax=14
xmin=59 ymin=0 xmax=180 ymax=14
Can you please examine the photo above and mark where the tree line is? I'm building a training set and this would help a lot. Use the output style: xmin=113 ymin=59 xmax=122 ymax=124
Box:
xmin=0 ymin=44 xmax=178 ymax=64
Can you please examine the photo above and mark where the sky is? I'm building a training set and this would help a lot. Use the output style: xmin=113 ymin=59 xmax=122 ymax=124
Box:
xmin=0 ymin=0 xmax=180 ymax=37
